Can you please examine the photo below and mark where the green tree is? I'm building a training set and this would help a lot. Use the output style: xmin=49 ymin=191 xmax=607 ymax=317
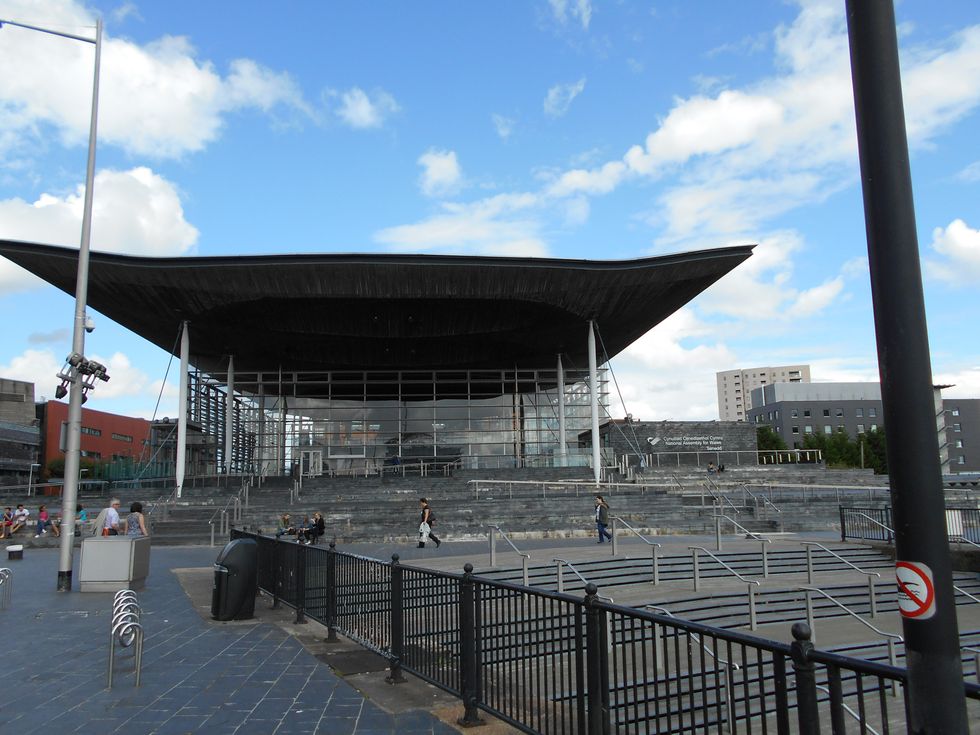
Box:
xmin=756 ymin=426 xmax=787 ymax=451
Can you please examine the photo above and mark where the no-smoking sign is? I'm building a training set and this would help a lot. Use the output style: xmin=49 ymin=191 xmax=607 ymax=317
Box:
xmin=895 ymin=561 xmax=936 ymax=620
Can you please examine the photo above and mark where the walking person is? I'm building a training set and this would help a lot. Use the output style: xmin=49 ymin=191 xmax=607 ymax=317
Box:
xmin=595 ymin=495 xmax=612 ymax=543
xmin=417 ymin=497 xmax=441 ymax=548
xmin=125 ymin=502 xmax=148 ymax=537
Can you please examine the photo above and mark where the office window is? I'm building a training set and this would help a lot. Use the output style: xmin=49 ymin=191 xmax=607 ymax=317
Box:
xmin=857 ymin=424 xmax=865 ymax=434
xmin=856 ymin=408 xmax=863 ymax=418
xmin=791 ymin=408 xmax=799 ymax=418
xmin=951 ymin=408 xmax=960 ymax=416
xmin=81 ymin=426 xmax=101 ymax=437
xmin=869 ymin=407 xmax=877 ymax=417
xmin=804 ymin=425 xmax=813 ymax=434
xmin=837 ymin=424 xmax=846 ymax=433
xmin=80 ymin=450 xmax=101 ymax=459
xmin=955 ymin=439 xmax=963 ymax=449
xmin=957 ymin=456 xmax=966 ymax=465
xmin=824 ymin=425 xmax=832 ymax=434
xmin=112 ymin=433 xmax=133 ymax=443
xmin=822 ymin=409 xmax=830 ymax=417
xmin=954 ymin=423 xmax=962 ymax=432
xmin=870 ymin=424 xmax=878 ymax=432
xmin=775 ymin=410 xmax=780 ymax=420
xmin=792 ymin=426 xmax=799 ymax=434
xmin=803 ymin=409 xmax=811 ymax=418
xmin=835 ymin=408 xmax=844 ymax=417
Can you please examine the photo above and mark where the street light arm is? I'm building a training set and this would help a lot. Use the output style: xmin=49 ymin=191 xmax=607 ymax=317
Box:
xmin=0 ymin=17 xmax=97 ymax=44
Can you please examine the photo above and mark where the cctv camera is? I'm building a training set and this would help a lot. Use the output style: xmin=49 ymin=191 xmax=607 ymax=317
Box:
xmin=84 ymin=316 xmax=96 ymax=333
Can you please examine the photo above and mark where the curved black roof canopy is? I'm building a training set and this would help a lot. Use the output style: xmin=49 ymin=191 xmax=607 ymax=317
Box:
xmin=1 ymin=240 xmax=753 ymax=380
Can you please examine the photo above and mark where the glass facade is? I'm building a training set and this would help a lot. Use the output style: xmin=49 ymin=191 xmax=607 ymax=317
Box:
xmin=187 ymin=367 xmax=608 ymax=475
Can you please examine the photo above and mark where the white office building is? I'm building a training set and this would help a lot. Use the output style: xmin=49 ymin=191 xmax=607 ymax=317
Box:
xmin=717 ymin=364 xmax=811 ymax=421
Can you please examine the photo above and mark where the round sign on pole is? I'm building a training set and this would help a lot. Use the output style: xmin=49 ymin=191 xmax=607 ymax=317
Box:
xmin=895 ymin=561 xmax=936 ymax=620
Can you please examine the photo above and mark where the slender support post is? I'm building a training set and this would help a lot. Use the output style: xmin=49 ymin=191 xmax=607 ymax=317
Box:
xmin=651 ymin=546 xmax=659 ymax=586
xmin=294 ymin=544 xmax=307 ymax=624
xmin=692 ymin=549 xmax=700 ymax=592
xmin=583 ymin=583 xmax=610 ymax=735
xmin=557 ymin=354 xmax=567 ymax=463
xmin=748 ymin=585 xmax=757 ymax=630
xmin=588 ymin=321 xmax=601 ymax=485
xmin=789 ymin=623 xmax=821 ymax=735
xmin=610 ymin=518 xmax=617 ymax=556
xmin=804 ymin=590 xmax=815 ymax=644
xmin=176 ymin=321 xmax=189 ymax=498
xmin=556 ymin=560 xmax=564 ymax=593
xmin=386 ymin=554 xmax=405 ymax=683
xmin=839 ymin=507 xmax=846 ymax=542
xmin=489 ymin=527 xmax=496 ymax=567
xmin=715 ymin=514 xmax=722 ymax=552
xmin=225 ymin=355 xmax=234 ymax=474
xmin=457 ymin=564 xmax=484 ymax=727
xmin=761 ymin=542 xmax=769 ymax=578
xmin=522 ymin=556 xmax=529 ymax=587
xmin=868 ymin=577 xmax=877 ymax=618
xmin=209 ymin=521 xmax=214 ymax=548
xmin=271 ymin=539 xmax=280 ymax=609
xmin=846 ymin=2 xmax=967 ymax=729
xmin=806 ymin=545 xmax=814 ymax=585
xmin=325 ymin=542 xmax=338 ymax=641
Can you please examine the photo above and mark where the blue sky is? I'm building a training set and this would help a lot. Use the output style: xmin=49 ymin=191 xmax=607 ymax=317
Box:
xmin=1 ymin=0 xmax=978 ymax=421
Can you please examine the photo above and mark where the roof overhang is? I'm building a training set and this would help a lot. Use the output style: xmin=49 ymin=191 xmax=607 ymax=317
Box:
xmin=1 ymin=241 xmax=753 ymax=380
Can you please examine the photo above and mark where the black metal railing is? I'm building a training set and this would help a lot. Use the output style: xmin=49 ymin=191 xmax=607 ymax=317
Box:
xmin=231 ymin=530 xmax=980 ymax=734
xmin=841 ymin=506 xmax=980 ymax=544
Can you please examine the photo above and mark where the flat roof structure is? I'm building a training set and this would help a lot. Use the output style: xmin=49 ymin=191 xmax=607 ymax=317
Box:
xmin=0 ymin=239 xmax=753 ymax=377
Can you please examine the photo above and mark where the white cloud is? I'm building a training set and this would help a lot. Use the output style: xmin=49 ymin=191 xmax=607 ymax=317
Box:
xmin=958 ymin=161 xmax=980 ymax=182
xmin=609 ymin=309 xmax=737 ymax=420
xmin=374 ymin=193 xmax=549 ymax=257
xmin=926 ymin=219 xmax=980 ymax=286
xmin=0 ymin=166 xmax=199 ymax=293
xmin=549 ymin=0 xmax=592 ymax=31
xmin=0 ymin=349 xmax=63 ymax=393
xmin=418 ymin=149 xmax=462 ymax=197
xmin=334 ymin=87 xmax=399 ymax=129
xmin=934 ymin=366 xmax=980 ymax=398
xmin=110 ymin=2 xmax=142 ymax=24
xmin=492 ymin=113 xmax=515 ymax=140
xmin=0 ymin=0 xmax=312 ymax=160
xmin=544 ymin=78 xmax=586 ymax=118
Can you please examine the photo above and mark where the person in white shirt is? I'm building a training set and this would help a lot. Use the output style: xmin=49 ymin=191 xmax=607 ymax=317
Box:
xmin=11 ymin=504 xmax=30 ymax=534
xmin=102 ymin=498 xmax=122 ymax=536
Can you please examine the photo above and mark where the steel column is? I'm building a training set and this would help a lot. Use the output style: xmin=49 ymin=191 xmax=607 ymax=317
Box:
xmin=846 ymin=2 xmax=968 ymax=730
xmin=557 ymin=354 xmax=567 ymax=463
xmin=175 ymin=321 xmax=189 ymax=498
xmin=225 ymin=355 xmax=234 ymax=474
xmin=588 ymin=321 xmax=601 ymax=484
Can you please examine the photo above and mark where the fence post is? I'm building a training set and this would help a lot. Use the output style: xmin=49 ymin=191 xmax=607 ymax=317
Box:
xmin=790 ymin=623 xmax=821 ymax=735
xmin=651 ymin=546 xmax=659 ymax=585
xmin=489 ymin=527 xmax=496 ymax=567
xmin=386 ymin=554 xmax=405 ymax=684
xmin=294 ymin=544 xmax=307 ymax=624
xmin=584 ymin=584 xmax=611 ymax=735
xmin=271 ymin=539 xmax=281 ymax=609
xmin=761 ymin=542 xmax=769 ymax=578
xmin=839 ymin=507 xmax=846 ymax=542
xmin=325 ymin=541 xmax=338 ymax=641
xmin=610 ymin=519 xmax=617 ymax=556
xmin=692 ymin=549 xmax=700 ymax=592
xmin=457 ymin=563 xmax=484 ymax=727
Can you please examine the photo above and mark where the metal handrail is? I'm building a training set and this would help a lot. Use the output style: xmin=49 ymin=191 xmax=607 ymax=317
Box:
xmin=552 ymin=558 xmax=613 ymax=602
xmin=800 ymin=585 xmax=902 ymax=643
xmin=801 ymin=541 xmax=882 ymax=579
xmin=951 ymin=535 xmax=980 ymax=550
xmin=814 ymin=685 xmax=881 ymax=735
xmin=954 ymin=585 xmax=980 ymax=604
xmin=468 ymin=477 xmax=673 ymax=499
xmin=738 ymin=483 xmax=782 ymax=513
xmin=645 ymin=605 xmax=740 ymax=671
xmin=487 ymin=525 xmax=531 ymax=586
xmin=712 ymin=513 xmax=772 ymax=543
xmin=610 ymin=516 xmax=662 ymax=583
xmin=852 ymin=511 xmax=895 ymax=534
xmin=688 ymin=546 xmax=762 ymax=587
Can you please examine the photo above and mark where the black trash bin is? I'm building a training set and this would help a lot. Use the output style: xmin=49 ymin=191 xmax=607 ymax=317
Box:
xmin=211 ymin=538 xmax=257 ymax=621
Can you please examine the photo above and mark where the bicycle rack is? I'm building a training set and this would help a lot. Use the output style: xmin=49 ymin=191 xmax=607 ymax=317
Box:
xmin=107 ymin=589 xmax=144 ymax=689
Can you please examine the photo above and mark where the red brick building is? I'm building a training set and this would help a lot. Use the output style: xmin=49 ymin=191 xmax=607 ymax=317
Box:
xmin=39 ymin=401 xmax=151 ymax=471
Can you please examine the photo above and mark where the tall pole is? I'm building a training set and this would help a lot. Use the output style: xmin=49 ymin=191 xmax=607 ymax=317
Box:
xmin=22 ymin=16 xmax=103 ymax=593
xmin=588 ymin=321 xmax=601 ymax=484
xmin=557 ymin=354 xmax=567 ymax=464
xmin=845 ymin=2 xmax=967 ymax=731
xmin=175 ymin=321 xmax=189 ymax=498
xmin=225 ymin=355 xmax=235 ymax=474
